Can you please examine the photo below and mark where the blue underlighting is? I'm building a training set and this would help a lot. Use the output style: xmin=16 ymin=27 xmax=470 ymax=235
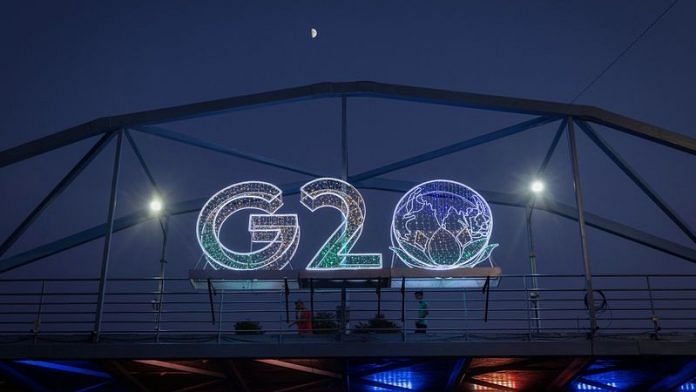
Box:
xmin=574 ymin=381 xmax=618 ymax=391
xmin=0 ymin=362 xmax=49 ymax=392
xmin=366 ymin=369 xmax=416 ymax=390
xmin=15 ymin=360 xmax=111 ymax=379
xmin=681 ymin=382 xmax=696 ymax=391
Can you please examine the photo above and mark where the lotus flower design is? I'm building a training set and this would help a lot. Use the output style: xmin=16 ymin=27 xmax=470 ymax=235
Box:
xmin=390 ymin=180 xmax=497 ymax=270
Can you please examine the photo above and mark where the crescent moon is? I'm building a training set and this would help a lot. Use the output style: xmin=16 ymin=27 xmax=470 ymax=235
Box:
xmin=311 ymin=28 xmax=318 ymax=39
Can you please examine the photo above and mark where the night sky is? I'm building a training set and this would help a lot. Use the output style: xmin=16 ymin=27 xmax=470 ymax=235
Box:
xmin=0 ymin=0 xmax=694 ymax=281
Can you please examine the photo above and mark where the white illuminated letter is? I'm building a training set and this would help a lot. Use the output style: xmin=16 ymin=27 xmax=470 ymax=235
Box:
xmin=196 ymin=181 xmax=300 ymax=270
xmin=301 ymin=178 xmax=382 ymax=270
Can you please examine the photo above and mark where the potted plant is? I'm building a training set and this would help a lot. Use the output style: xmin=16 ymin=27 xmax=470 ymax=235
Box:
xmin=312 ymin=311 xmax=339 ymax=334
xmin=234 ymin=320 xmax=263 ymax=335
xmin=354 ymin=313 xmax=402 ymax=334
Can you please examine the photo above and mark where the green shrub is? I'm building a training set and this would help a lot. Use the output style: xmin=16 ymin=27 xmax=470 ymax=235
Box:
xmin=234 ymin=320 xmax=263 ymax=335
xmin=312 ymin=311 xmax=339 ymax=334
xmin=354 ymin=313 xmax=402 ymax=334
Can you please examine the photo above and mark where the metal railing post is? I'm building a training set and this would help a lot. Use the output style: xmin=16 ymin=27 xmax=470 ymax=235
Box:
xmin=566 ymin=118 xmax=598 ymax=335
xmin=32 ymin=280 xmax=45 ymax=343
xmin=339 ymin=287 xmax=346 ymax=339
xmin=93 ymin=130 xmax=123 ymax=342
xmin=523 ymin=276 xmax=532 ymax=340
xmin=646 ymin=276 xmax=660 ymax=338
xmin=401 ymin=277 xmax=406 ymax=342
xmin=218 ymin=289 xmax=225 ymax=343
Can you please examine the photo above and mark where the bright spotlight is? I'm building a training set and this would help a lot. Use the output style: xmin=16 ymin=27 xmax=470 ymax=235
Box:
xmin=530 ymin=180 xmax=545 ymax=194
xmin=149 ymin=197 xmax=163 ymax=213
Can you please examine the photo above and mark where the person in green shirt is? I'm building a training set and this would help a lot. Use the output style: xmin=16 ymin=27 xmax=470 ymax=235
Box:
xmin=414 ymin=291 xmax=429 ymax=333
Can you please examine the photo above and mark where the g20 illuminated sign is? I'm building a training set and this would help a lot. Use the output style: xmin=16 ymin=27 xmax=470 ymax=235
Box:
xmin=196 ymin=178 xmax=497 ymax=271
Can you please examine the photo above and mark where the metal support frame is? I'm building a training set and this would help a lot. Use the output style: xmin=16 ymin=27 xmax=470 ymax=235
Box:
xmin=0 ymin=80 xmax=693 ymax=293
xmin=445 ymin=358 xmax=470 ymax=392
xmin=545 ymin=358 xmax=592 ymax=392
xmin=341 ymin=96 xmax=348 ymax=181
xmin=576 ymin=377 xmax=621 ymax=391
xmin=93 ymin=131 xmax=123 ymax=341
xmin=577 ymin=119 xmax=696 ymax=243
xmin=567 ymin=118 xmax=598 ymax=334
xmin=132 ymin=125 xmax=322 ymax=177
xmin=124 ymin=130 xmax=161 ymax=194
xmin=0 ymin=132 xmax=114 ymax=258
xmin=536 ymin=118 xmax=567 ymax=176
xmin=349 ymin=115 xmax=558 ymax=182
xmin=134 ymin=360 xmax=225 ymax=378
xmin=466 ymin=377 xmax=516 ymax=391
xmin=3 ymin=81 xmax=693 ymax=169
xmin=647 ymin=359 xmax=696 ymax=391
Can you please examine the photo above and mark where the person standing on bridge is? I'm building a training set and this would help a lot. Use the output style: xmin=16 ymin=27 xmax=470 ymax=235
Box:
xmin=415 ymin=291 xmax=429 ymax=334
xmin=291 ymin=300 xmax=313 ymax=335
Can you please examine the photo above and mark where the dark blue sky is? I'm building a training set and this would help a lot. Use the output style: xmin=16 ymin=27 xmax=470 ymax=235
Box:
xmin=1 ymin=0 xmax=694 ymax=279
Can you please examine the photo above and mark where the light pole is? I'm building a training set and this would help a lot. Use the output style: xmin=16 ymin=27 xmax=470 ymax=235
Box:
xmin=150 ymin=196 xmax=168 ymax=341
xmin=527 ymin=180 xmax=544 ymax=332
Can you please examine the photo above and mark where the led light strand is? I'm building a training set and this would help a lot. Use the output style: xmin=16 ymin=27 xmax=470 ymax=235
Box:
xmin=390 ymin=179 xmax=497 ymax=270
xmin=301 ymin=178 xmax=382 ymax=270
xmin=196 ymin=181 xmax=299 ymax=270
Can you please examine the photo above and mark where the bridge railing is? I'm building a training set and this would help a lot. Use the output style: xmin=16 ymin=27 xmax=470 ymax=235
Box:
xmin=0 ymin=274 xmax=695 ymax=342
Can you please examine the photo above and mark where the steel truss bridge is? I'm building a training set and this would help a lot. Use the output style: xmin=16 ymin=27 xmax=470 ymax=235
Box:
xmin=0 ymin=82 xmax=695 ymax=391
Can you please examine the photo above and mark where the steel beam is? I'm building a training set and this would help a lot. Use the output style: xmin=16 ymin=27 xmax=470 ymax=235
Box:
xmin=0 ymin=132 xmax=114 ymax=258
xmin=124 ymin=130 xmax=161 ymax=194
xmin=0 ymin=361 xmax=50 ymax=392
xmin=536 ymin=118 xmax=566 ymax=176
xmin=350 ymin=359 xmax=423 ymax=378
xmin=3 ymin=338 xmax=696 ymax=359
xmin=567 ymin=119 xmax=597 ymax=334
xmin=349 ymin=116 xmax=558 ymax=182
xmin=577 ymin=119 xmax=695 ymax=243
xmin=93 ymin=131 xmax=123 ymax=341
xmin=133 ymin=360 xmax=226 ymax=378
xmin=352 ymin=378 xmax=412 ymax=392
xmin=101 ymin=360 xmax=150 ymax=392
xmin=445 ymin=358 xmax=469 ymax=392
xmin=544 ymin=358 xmax=592 ymax=391
xmin=467 ymin=358 xmax=541 ymax=377
xmin=576 ymin=377 xmax=620 ymax=391
xmin=172 ymin=380 xmax=224 ymax=392
xmin=465 ymin=377 xmax=516 ymax=391
xmin=647 ymin=359 xmax=696 ymax=391
xmin=341 ymin=96 xmax=348 ymax=180
xmin=3 ymin=82 xmax=693 ymax=168
xmin=272 ymin=379 xmax=336 ymax=392
xmin=133 ymin=125 xmax=322 ymax=177
xmin=255 ymin=359 xmax=341 ymax=379
xmin=2 ymin=180 xmax=695 ymax=274
xmin=14 ymin=360 xmax=110 ymax=378
xmin=222 ymin=360 xmax=250 ymax=392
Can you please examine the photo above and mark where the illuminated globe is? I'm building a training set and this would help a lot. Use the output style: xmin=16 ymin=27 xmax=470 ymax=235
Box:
xmin=390 ymin=180 xmax=497 ymax=270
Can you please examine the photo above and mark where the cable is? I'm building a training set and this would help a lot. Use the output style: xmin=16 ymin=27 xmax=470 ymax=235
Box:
xmin=570 ymin=0 xmax=680 ymax=103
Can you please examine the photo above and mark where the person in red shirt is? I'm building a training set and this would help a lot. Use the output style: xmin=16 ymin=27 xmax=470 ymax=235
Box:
xmin=291 ymin=300 xmax=313 ymax=334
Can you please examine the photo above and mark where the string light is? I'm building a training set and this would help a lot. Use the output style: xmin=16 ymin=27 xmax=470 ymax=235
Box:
xmin=301 ymin=178 xmax=382 ymax=270
xmin=390 ymin=180 xmax=498 ymax=270
xmin=196 ymin=181 xmax=299 ymax=270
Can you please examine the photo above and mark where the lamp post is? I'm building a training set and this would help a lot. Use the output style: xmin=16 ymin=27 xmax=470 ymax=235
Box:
xmin=527 ymin=180 xmax=544 ymax=332
xmin=150 ymin=196 xmax=168 ymax=341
